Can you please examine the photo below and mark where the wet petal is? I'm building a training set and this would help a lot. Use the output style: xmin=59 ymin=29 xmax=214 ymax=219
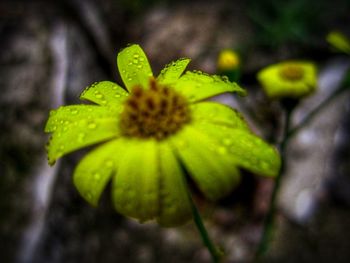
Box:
xmin=157 ymin=141 xmax=192 ymax=227
xmin=194 ymin=121 xmax=281 ymax=177
xmin=47 ymin=117 xmax=119 ymax=165
xmin=73 ymin=139 xmax=123 ymax=206
xmin=157 ymin=58 xmax=191 ymax=85
xmin=45 ymin=105 xmax=119 ymax=132
xmin=112 ymin=139 xmax=160 ymax=222
xmin=173 ymin=71 xmax=246 ymax=102
xmin=171 ymin=126 xmax=241 ymax=201
xmin=80 ymin=81 xmax=129 ymax=107
xmin=191 ymin=101 xmax=250 ymax=130
xmin=117 ymin=44 xmax=153 ymax=91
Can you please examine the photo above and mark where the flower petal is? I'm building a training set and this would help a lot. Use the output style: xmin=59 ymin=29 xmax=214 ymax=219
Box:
xmin=171 ymin=126 xmax=241 ymax=201
xmin=191 ymin=101 xmax=250 ymax=130
xmin=157 ymin=141 xmax=192 ymax=227
xmin=172 ymin=71 xmax=246 ymax=102
xmin=80 ymin=81 xmax=129 ymax=107
xmin=112 ymin=139 xmax=160 ymax=223
xmin=194 ymin=121 xmax=281 ymax=177
xmin=117 ymin=44 xmax=153 ymax=91
xmin=46 ymin=117 xmax=119 ymax=165
xmin=157 ymin=58 xmax=191 ymax=85
xmin=45 ymin=105 xmax=119 ymax=132
xmin=73 ymin=139 xmax=123 ymax=206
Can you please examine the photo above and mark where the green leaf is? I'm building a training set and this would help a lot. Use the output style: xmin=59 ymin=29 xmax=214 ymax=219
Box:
xmin=194 ymin=121 xmax=281 ymax=177
xmin=112 ymin=139 xmax=160 ymax=222
xmin=171 ymin=126 xmax=241 ymax=201
xmin=157 ymin=58 xmax=191 ymax=85
xmin=46 ymin=117 xmax=120 ymax=165
xmin=157 ymin=141 xmax=192 ymax=227
xmin=73 ymin=139 xmax=123 ymax=206
xmin=45 ymin=105 xmax=119 ymax=133
xmin=80 ymin=81 xmax=129 ymax=107
xmin=191 ymin=102 xmax=250 ymax=130
xmin=117 ymin=44 xmax=153 ymax=91
xmin=173 ymin=71 xmax=246 ymax=102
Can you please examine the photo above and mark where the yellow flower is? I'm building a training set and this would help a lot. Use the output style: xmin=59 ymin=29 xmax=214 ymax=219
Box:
xmin=45 ymin=44 xmax=280 ymax=227
xmin=326 ymin=31 xmax=350 ymax=55
xmin=217 ymin=49 xmax=240 ymax=71
xmin=257 ymin=61 xmax=317 ymax=99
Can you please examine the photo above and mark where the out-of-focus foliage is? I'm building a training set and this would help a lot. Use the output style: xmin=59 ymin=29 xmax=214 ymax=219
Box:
xmin=248 ymin=0 xmax=349 ymax=47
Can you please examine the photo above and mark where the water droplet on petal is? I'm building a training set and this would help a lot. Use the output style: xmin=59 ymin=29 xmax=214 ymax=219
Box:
xmin=88 ymin=122 xmax=97 ymax=129
xmin=217 ymin=146 xmax=227 ymax=155
xmin=93 ymin=172 xmax=101 ymax=180
xmin=222 ymin=138 xmax=232 ymax=145
xmin=78 ymin=132 xmax=86 ymax=142
xmin=94 ymin=91 xmax=103 ymax=99
xmin=106 ymin=160 xmax=113 ymax=167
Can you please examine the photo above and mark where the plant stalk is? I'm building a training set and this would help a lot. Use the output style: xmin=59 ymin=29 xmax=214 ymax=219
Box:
xmin=190 ymin=196 xmax=223 ymax=263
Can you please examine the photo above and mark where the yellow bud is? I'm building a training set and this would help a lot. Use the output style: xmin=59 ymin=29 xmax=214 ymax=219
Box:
xmin=217 ymin=49 xmax=240 ymax=71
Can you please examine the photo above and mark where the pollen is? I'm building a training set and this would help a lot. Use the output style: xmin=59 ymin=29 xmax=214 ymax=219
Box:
xmin=279 ymin=63 xmax=304 ymax=81
xmin=120 ymin=78 xmax=191 ymax=140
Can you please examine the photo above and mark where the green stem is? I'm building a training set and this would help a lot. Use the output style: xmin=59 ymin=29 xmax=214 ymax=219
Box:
xmin=255 ymin=101 xmax=294 ymax=260
xmin=190 ymin=196 xmax=222 ymax=263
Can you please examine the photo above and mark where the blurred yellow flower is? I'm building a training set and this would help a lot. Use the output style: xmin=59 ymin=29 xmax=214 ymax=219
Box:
xmin=217 ymin=49 xmax=240 ymax=71
xmin=326 ymin=31 xmax=350 ymax=55
xmin=257 ymin=61 xmax=317 ymax=99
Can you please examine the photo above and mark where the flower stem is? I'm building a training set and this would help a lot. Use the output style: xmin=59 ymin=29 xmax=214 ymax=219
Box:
xmin=190 ymin=196 xmax=223 ymax=263
xmin=255 ymin=100 xmax=295 ymax=260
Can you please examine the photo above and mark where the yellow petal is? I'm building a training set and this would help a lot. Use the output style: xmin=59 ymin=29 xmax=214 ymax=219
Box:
xmin=194 ymin=121 xmax=281 ymax=177
xmin=112 ymin=139 xmax=160 ymax=223
xmin=191 ymin=101 xmax=250 ymax=130
xmin=47 ymin=117 xmax=119 ymax=165
xmin=73 ymin=139 xmax=123 ymax=206
xmin=171 ymin=126 xmax=241 ymax=201
xmin=80 ymin=81 xmax=129 ymax=107
xmin=117 ymin=44 xmax=153 ymax=91
xmin=173 ymin=71 xmax=246 ymax=102
xmin=157 ymin=141 xmax=192 ymax=227
xmin=157 ymin=58 xmax=191 ymax=85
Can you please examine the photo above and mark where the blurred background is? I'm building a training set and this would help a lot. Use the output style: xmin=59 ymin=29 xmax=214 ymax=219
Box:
xmin=1 ymin=0 xmax=350 ymax=262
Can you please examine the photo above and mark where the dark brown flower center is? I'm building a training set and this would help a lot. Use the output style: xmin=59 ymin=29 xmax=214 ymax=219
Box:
xmin=279 ymin=64 xmax=304 ymax=81
xmin=120 ymin=78 xmax=191 ymax=140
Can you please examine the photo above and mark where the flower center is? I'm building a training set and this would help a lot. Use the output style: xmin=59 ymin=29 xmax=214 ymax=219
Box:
xmin=279 ymin=64 xmax=304 ymax=81
xmin=120 ymin=78 xmax=191 ymax=140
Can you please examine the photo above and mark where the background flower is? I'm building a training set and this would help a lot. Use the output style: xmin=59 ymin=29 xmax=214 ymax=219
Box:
xmin=257 ymin=61 xmax=317 ymax=99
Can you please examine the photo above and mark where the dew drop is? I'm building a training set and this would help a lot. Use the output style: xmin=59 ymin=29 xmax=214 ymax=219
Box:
xmin=93 ymin=172 xmax=101 ymax=180
xmin=78 ymin=132 xmax=86 ymax=142
xmin=88 ymin=122 xmax=97 ymax=129
xmin=133 ymin=53 xmax=139 ymax=58
xmin=217 ymin=146 xmax=227 ymax=155
xmin=106 ymin=160 xmax=113 ymax=168
xmin=71 ymin=109 xmax=78 ymax=115
xmin=94 ymin=91 xmax=103 ymax=99
xmin=133 ymin=59 xmax=139 ymax=64
xmin=222 ymin=138 xmax=232 ymax=145
xmin=114 ymin=94 xmax=121 ymax=98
